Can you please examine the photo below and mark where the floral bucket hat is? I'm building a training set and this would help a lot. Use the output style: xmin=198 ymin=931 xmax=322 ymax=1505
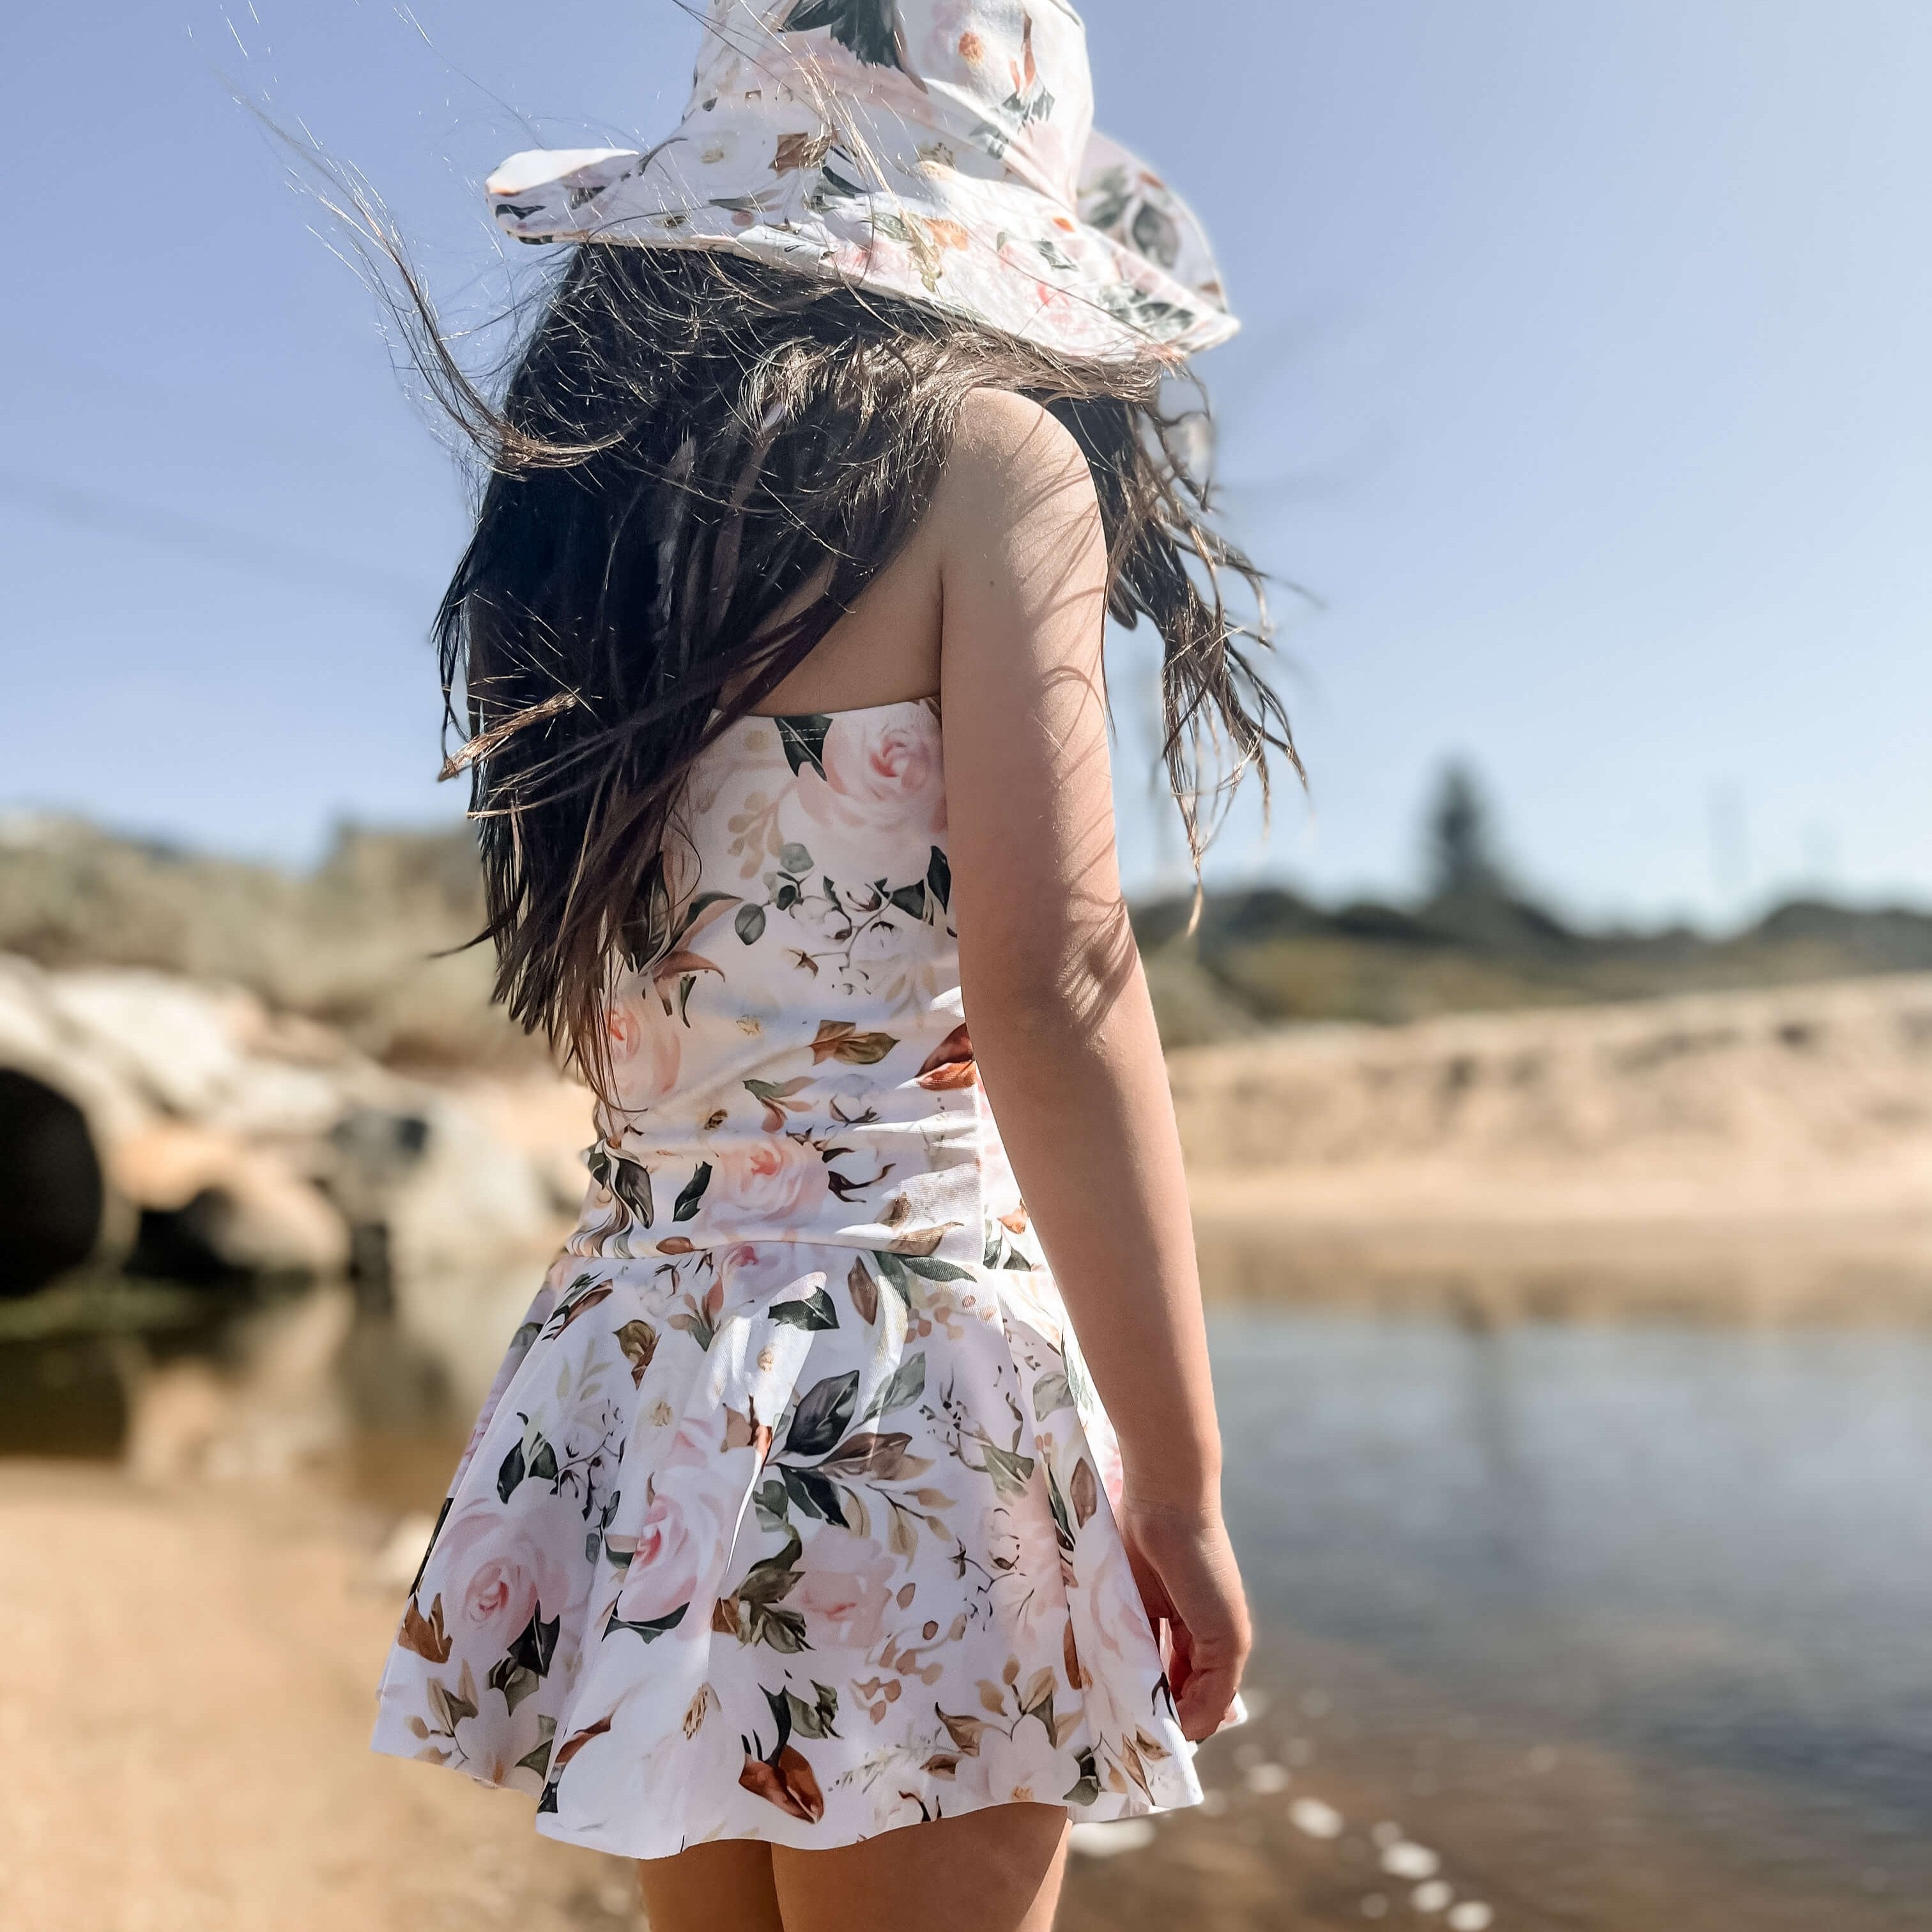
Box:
xmin=486 ymin=0 xmax=1236 ymax=364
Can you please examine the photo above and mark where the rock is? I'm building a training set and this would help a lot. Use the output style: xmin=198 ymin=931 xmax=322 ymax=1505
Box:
xmin=1068 ymin=1820 xmax=1157 ymax=1858
xmin=0 ymin=1068 xmax=102 ymax=1297
xmin=1289 ymin=1796 xmax=1345 ymax=1839
xmin=1380 ymin=1839 xmax=1441 ymax=1880
xmin=114 ymin=1121 xmax=349 ymax=1276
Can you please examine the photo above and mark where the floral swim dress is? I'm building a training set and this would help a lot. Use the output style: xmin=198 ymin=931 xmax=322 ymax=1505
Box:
xmin=370 ymin=700 xmax=1202 ymax=1857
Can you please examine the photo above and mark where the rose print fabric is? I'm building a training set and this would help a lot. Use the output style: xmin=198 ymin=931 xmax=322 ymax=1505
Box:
xmin=371 ymin=702 xmax=1202 ymax=1856
xmin=485 ymin=0 xmax=1237 ymax=365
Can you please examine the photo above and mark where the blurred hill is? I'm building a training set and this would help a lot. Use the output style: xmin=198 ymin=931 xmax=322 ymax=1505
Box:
xmin=1135 ymin=884 xmax=1932 ymax=1046
xmin=4 ymin=800 xmax=1931 ymax=1062
xmin=1137 ymin=763 xmax=1932 ymax=1046
xmin=0 ymin=813 xmax=533 ymax=1071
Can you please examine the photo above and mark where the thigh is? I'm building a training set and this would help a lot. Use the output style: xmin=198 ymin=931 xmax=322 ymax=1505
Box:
xmin=636 ymin=1839 xmax=783 ymax=1932
xmin=771 ymin=1802 xmax=1070 ymax=1932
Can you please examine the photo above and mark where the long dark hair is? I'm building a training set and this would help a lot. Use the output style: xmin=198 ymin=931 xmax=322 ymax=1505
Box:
xmin=392 ymin=243 xmax=1292 ymax=1092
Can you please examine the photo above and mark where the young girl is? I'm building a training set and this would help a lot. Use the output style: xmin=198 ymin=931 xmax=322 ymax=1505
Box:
xmin=371 ymin=5 xmax=1289 ymax=1926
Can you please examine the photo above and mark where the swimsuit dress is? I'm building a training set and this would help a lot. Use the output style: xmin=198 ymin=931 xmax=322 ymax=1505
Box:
xmin=370 ymin=699 xmax=1202 ymax=1856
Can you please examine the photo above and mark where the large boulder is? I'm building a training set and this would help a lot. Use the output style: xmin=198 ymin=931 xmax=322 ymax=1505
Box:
xmin=0 ymin=1068 xmax=102 ymax=1296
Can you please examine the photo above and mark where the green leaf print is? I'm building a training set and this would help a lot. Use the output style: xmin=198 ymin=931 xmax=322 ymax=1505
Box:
xmin=885 ymin=881 xmax=927 ymax=921
xmin=528 ymin=1434 xmax=560 ymax=1488
xmin=900 ymin=1252 xmax=974 ymax=1282
xmin=770 ymin=1284 xmax=839 ymax=1331
xmin=604 ymin=1600 xmax=690 ymax=1643
xmin=753 ymin=1477 xmax=790 ymax=1533
xmin=777 ymin=0 xmax=908 ymax=73
xmin=506 ymin=1604 xmax=560 ymax=1677
xmin=496 ymin=1439 xmax=526 ymax=1505
xmin=514 ymin=1715 xmax=557 ymax=1780
xmin=872 ymin=1250 xmax=915 ymax=1304
xmin=1031 ymin=1372 xmax=1074 ymax=1422
xmin=782 ymin=1464 xmax=849 ymax=1526
xmin=487 ymin=1658 xmax=542 ymax=1713
xmin=783 ymin=1370 xmax=860 ymax=1459
xmin=1045 ymin=1463 xmax=1077 ymax=1554
xmin=1062 ymin=1747 xmax=1103 ymax=1808
xmin=925 ymin=845 xmax=951 ymax=910
xmin=778 ymin=841 xmax=814 ymax=874
xmin=859 ymin=1353 xmax=926 ymax=1423
xmin=737 ymin=1528 xmax=804 ymax=1608
xmin=672 ymin=1162 xmax=714 ymax=1222
xmin=747 ymin=1604 xmax=811 ymax=1653
xmin=981 ymin=1443 xmax=1037 ymax=1498
xmin=776 ymin=712 xmax=833 ymax=778
xmin=586 ymin=1146 xmax=654 ymax=1228
xmin=735 ymin=902 xmax=767 ymax=944
xmin=770 ymin=1682 xmax=841 ymax=1743
xmin=427 ymin=1676 xmax=477 ymax=1733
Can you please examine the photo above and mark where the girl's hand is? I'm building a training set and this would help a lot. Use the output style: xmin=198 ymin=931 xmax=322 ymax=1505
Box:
xmin=1117 ymin=1494 xmax=1252 ymax=1742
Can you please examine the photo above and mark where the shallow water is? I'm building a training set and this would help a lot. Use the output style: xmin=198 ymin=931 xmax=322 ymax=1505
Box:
xmin=1135 ymin=1313 xmax=1932 ymax=1930
xmin=8 ymin=1283 xmax=1929 ymax=1926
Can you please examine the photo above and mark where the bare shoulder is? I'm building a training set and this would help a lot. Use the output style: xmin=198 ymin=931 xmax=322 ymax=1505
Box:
xmin=930 ymin=389 xmax=1101 ymax=564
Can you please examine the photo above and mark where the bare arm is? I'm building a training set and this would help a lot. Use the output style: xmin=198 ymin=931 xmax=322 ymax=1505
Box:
xmin=935 ymin=390 xmax=1248 ymax=1737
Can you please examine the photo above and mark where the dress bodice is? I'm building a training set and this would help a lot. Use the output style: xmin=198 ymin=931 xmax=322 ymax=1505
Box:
xmin=565 ymin=700 xmax=1029 ymax=1269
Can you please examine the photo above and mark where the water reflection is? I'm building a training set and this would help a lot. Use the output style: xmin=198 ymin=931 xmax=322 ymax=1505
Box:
xmin=1202 ymin=1313 xmax=1932 ymax=1929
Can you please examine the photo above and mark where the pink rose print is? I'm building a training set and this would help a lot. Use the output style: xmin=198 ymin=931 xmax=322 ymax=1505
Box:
xmin=434 ymin=1495 xmax=580 ymax=1653
xmin=1080 ymin=1521 xmax=1159 ymax=1666
xmin=605 ymin=993 xmax=681 ymax=1105
xmin=793 ymin=707 xmax=946 ymax=886
xmin=710 ymin=1133 xmax=831 ymax=1226
xmin=788 ymin=1526 xmax=896 ymax=1650
xmin=985 ymin=1473 xmax=1066 ymax=1641
xmin=612 ymin=1418 xmax=740 ymax=1624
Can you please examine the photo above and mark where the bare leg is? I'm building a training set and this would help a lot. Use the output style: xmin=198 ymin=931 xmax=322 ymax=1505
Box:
xmin=772 ymin=1803 xmax=1070 ymax=1932
xmin=636 ymin=1839 xmax=784 ymax=1932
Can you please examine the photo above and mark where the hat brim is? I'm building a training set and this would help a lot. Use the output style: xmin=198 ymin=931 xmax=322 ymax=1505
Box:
xmin=485 ymin=132 xmax=1236 ymax=365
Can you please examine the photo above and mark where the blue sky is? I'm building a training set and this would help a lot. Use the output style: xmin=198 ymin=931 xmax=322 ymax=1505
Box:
xmin=4 ymin=1 xmax=1928 ymax=924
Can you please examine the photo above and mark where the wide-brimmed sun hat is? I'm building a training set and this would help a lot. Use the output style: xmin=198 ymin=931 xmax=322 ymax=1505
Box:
xmin=486 ymin=0 xmax=1236 ymax=364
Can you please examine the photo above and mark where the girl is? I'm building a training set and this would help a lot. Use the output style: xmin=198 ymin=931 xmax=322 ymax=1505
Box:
xmin=371 ymin=5 xmax=1289 ymax=1927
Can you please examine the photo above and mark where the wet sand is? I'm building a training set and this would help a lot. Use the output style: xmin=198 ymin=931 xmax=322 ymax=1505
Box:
xmin=0 ymin=1461 xmax=1468 ymax=1932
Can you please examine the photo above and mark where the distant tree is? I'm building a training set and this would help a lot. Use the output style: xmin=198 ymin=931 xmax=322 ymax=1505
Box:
xmin=1425 ymin=762 xmax=1506 ymax=900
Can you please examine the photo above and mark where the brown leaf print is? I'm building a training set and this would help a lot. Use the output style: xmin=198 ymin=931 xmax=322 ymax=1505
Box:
xmin=1064 ymin=1618 xmax=1087 ymax=1690
xmin=739 ymin=1745 xmax=825 ymax=1821
xmin=723 ymin=1401 xmax=774 ymax=1464
xmin=712 ymin=1596 xmax=743 ymax=1636
xmin=684 ymin=1685 xmax=719 ymax=1738
xmin=914 ymin=1023 xmax=976 ymax=1089
xmin=816 ymin=1430 xmax=928 ymax=1480
xmin=615 ymin=1319 xmax=658 ymax=1386
xmin=1070 ymin=1457 xmax=1099 ymax=1528
xmin=936 ymin=1707 xmax=988 ymax=1754
xmin=848 ymin=1255 xmax=879 ymax=1324
xmin=810 ymin=1019 xmax=899 ymax=1064
xmin=886 ymin=1222 xmax=961 ymax=1257
xmin=555 ymin=1284 xmax=614 ymax=1331
xmin=398 ymin=1591 xmax=452 ymax=1663
xmin=772 ymin=130 xmax=834 ymax=173
xmin=656 ymin=1236 xmax=697 ymax=1255
xmin=553 ymin=1714 xmax=615 ymax=1772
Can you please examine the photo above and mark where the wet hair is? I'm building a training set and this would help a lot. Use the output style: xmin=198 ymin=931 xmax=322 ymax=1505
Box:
xmin=388 ymin=241 xmax=1293 ymax=1092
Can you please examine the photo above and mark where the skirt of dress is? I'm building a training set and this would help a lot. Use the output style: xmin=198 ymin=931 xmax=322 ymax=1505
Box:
xmin=369 ymin=1237 xmax=1202 ymax=1857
